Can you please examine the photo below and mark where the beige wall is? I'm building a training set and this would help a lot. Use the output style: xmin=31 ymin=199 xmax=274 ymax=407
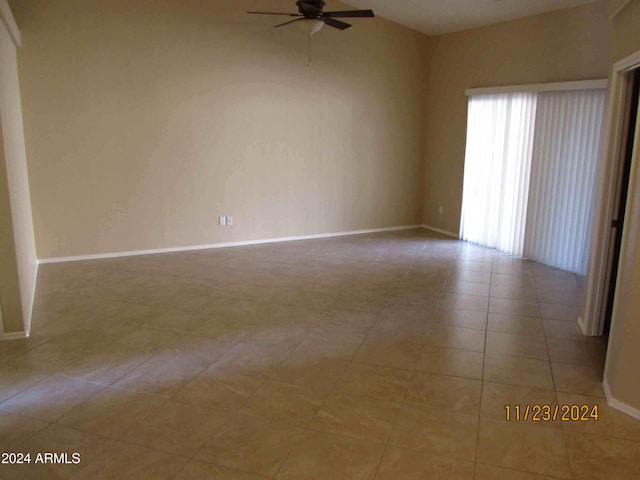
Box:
xmin=422 ymin=1 xmax=611 ymax=234
xmin=0 ymin=5 xmax=37 ymax=335
xmin=0 ymin=105 xmax=23 ymax=334
xmin=604 ymin=0 xmax=640 ymax=414
xmin=10 ymin=0 xmax=429 ymax=259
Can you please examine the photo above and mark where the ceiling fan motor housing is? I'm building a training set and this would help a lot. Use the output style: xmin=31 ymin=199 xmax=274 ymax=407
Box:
xmin=297 ymin=0 xmax=326 ymax=17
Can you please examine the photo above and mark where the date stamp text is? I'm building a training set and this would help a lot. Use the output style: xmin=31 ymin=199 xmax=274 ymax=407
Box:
xmin=505 ymin=404 xmax=599 ymax=422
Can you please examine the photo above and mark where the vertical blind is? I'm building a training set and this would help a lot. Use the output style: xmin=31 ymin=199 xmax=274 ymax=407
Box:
xmin=524 ymin=90 xmax=606 ymax=273
xmin=460 ymin=93 xmax=536 ymax=256
xmin=461 ymin=88 xmax=606 ymax=275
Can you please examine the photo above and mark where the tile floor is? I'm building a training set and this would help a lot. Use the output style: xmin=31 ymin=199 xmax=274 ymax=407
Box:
xmin=1 ymin=229 xmax=639 ymax=479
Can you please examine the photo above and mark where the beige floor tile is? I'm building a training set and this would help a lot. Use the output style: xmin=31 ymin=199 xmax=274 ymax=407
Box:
xmin=110 ymin=325 xmax=183 ymax=355
xmin=375 ymin=446 xmax=474 ymax=480
xmin=491 ymin=273 xmax=535 ymax=287
xmin=386 ymin=284 xmax=442 ymax=306
xmin=80 ymin=440 xmax=188 ymax=480
xmin=11 ymin=232 xmax=622 ymax=478
xmin=124 ymin=400 xmax=228 ymax=456
xmin=540 ymin=302 xmax=581 ymax=322
xmin=551 ymin=362 xmax=605 ymax=397
xmin=0 ymin=424 xmax=106 ymax=480
xmin=211 ymin=342 xmax=293 ymax=378
xmin=275 ymin=429 xmax=384 ymax=480
xmin=62 ymin=342 xmax=154 ymax=386
xmin=0 ymin=364 xmax=50 ymax=403
xmin=271 ymin=305 xmax=326 ymax=329
xmin=172 ymin=370 xmax=263 ymax=413
xmin=0 ymin=374 xmax=103 ymax=422
xmin=487 ymin=313 xmax=545 ymax=337
xmin=213 ymin=299 xmax=280 ymax=323
xmin=457 ymin=246 xmax=494 ymax=262
xmin=415 ymin=345 xmax=484 ymax=379
xmin=477 ymin=418 xmax=571 ymax=478
xmin=270 ymin=355 xmax=349 ymax=393
xmin=489 ymin=298 xmax=541 ymax=318
xmin=547 ymin=338 xmax=606 ymax=367
xmin=110 ymin=353 xmax=209 ymax=398
xmin=452 ymin=260 xmax=492 ymax=273
xmin=480 ymin=382 xmax=559 ymax=427
xmin=448 ymin=269 xmax=492 ymax=284
xmin=0 ymin=411 xmax=49 ymax=451
xmin=0 ymin=337 xmax=46 ymax=363
xmin=367 ymin=317 xmax=428 ymax=344
xmin=430 ymin=307 xmax=487 ymax=330
xmin=566 ymin=431 xmax=640 ymax=479
xmin=444 ymin=280 xmax=491 ymax=296
xmin=7 ymin=341 xmax=88 ymax=374
xmin=485 ymin=331 xmax=548 ymax=360
xmin=379 ymin=302 xmax=431 ymax=321
xmin=422 ymin=325 xmax=485 ymax=352
xmin=405 ymin=372 xmax=481 ymax=415
xmin=242 ymin=323 xmax=311 ymax=351
xmin=353 ymin=339 xmax=422 ymax=370
xmin=390 ymin=404 xmax=478 ymax=461
xmin=484 ymin=354 xmax=554 ymax=390
xmin=490 ymin=284 xmax=538 ymax=302
xmin=438 ymin=293 xmax=489 ymax=312
xmin=308 ymin=392 xmax=400 ymax=443
xmin=537 ymin=289 xmax=583 ymax=306
xmin=293 ymin=332 xmax=366 ymax=361
xmin=238 ymin=381 xmax=324 ymax=427
xmin=543 ymin=319 xmax=603 ymax=343
xmin=175 ymin=460 xmax=267 ymax=480
xmin=491 ymin=259 xmax=533 ymax=275
xmin=196 ymin=413 xmax=304 ymax=477
xmin=320 ymin=309 xmax=379 ymax=333
xmin=557 ymin=392 xmax=640 ymax=441
xmin=335 ymin=363 xmax=412 ymax=402
xmin=475 ymin=463 xmax=563 ymax=479
xmin=145 ymin=309 xmax=218 ymax=335
xmin=159 ymin=333 xmax=235 ymax=365
xmin=57 ymin=387 xmax=164 ymax=439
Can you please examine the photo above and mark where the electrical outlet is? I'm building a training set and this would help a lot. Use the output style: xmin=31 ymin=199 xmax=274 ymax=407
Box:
xmin=226 ymin=216 xmax=233 ymax=226
xmin=219 ymin=216 xmax=226 ymax=226
xmin=438 ymin=205 xmax=444 ymax=215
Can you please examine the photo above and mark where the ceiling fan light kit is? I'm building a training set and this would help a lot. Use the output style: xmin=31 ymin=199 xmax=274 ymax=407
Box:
xmin=295 ymin=18 xmax=325 ymax=36
xmin=247 ymin=0 xmax=375 ymax=32
xmin=247 ymin=1 xmax=374 ymax=65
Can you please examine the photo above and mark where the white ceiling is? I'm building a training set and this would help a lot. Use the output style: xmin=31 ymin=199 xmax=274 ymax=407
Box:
xmin=342 ymin=0 xmax=598 ymax=35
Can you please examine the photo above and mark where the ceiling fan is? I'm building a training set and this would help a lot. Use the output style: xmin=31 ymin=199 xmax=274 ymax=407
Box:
xmin=247 ymin=0 xmax=375 ymax=33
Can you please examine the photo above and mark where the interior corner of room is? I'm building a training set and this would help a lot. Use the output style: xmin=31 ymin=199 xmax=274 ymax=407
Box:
xmin=1 ymin=0 xmax=640 ymax=420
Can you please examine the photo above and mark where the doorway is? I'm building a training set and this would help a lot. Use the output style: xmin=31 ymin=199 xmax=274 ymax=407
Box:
xmin=581 ymin=50 xmax=640 ymax=339
xmin=602 ymin=69 xmax=640 ymax=335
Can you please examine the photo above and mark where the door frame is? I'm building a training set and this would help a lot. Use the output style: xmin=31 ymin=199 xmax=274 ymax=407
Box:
xmin=581 ymin=49 xmax=640 ymax=336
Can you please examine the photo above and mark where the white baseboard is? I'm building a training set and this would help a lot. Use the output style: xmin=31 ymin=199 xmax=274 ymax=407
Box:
xmin=421 ymin=225 xmax=459 ymax=239
xmin=24 ymin=261 xmax=38 ymax=336
xmin=603 ymin=377 xmax=640 ymax=420
xmin=38 ymin=225 xmax=423 ymax=264
xmin=1 ymin=330 xmax=29 ymax=341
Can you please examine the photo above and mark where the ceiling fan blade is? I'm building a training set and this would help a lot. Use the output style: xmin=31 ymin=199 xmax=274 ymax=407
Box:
xmin=273 ymin=18 xmax=307 ymax=28
xmin=322 ymin=10 xmax=375 ymax=18
xmin=247 ymin=11 xmax=302 ymax=16
xmin=320 ymin=17 xmax=352 ymax=30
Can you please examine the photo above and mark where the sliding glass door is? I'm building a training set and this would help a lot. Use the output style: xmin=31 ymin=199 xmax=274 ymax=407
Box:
xmin=460 ymin=85 xmax=606 ymax=275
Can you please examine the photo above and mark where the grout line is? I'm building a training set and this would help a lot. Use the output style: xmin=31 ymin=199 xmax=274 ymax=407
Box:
xmin=470 ymin=248 xmax=491 ymax=478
